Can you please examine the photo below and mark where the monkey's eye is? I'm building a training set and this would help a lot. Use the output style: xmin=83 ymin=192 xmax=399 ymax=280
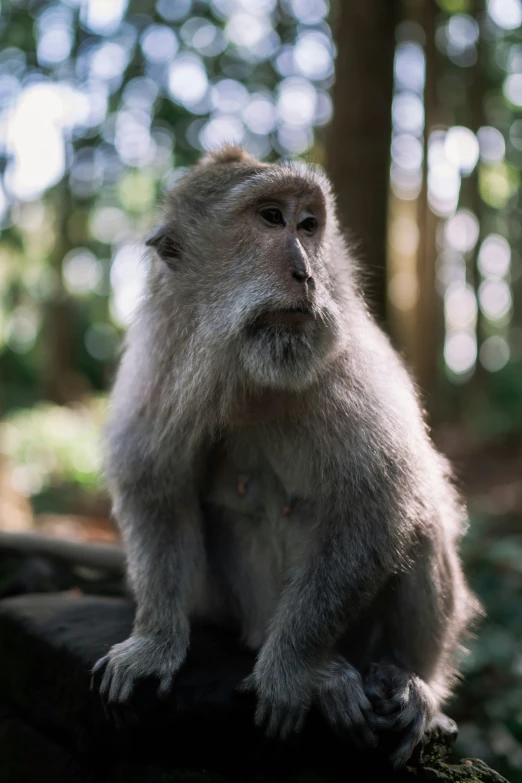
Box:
xmin=299 ymin=216 xmax=317 ymax=233
xmin=260 ymin=207 xmax=285 ymax=226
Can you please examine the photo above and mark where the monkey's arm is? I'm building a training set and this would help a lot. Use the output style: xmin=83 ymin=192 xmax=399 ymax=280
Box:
xmin=249 ymin=478 xmax=400 ymax=736
xmin=363 ymin=534 xmax=475 ymax=768
xmin=93 ymin=488 xmax=205 ymax=703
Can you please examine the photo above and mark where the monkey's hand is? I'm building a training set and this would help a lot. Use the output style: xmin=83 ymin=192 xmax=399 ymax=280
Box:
xmin=92 ymin=629 xmax=189 ymax=706
xmin=240 ymin=648 xmax=313 ymax=739
xmin=315 ymin=657 xmax=377 ymax=749
xmin=364 ymin=663 xmax=437 ymax=769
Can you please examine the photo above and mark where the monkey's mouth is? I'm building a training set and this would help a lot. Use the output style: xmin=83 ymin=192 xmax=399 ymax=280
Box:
xmin=253 ymin=307 xmax=315 ymax=328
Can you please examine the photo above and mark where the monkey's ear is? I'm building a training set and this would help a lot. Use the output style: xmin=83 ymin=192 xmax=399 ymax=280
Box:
xmin=145 ymin=225 xmax=181 ymax=269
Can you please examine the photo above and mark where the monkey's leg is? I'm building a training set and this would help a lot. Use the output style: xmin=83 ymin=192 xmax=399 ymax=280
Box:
xmin=363 ymin=540 xmax=459 ymax=768
xmin=92 ymin=493 xmax=206 ymax=705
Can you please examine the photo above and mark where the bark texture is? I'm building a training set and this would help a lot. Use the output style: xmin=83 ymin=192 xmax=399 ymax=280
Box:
xmin=326 ymin=0 xmax=398 ymax=324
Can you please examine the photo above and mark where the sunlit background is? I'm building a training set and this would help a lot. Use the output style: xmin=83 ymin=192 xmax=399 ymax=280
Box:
xmin=1 ymin=0 xmax=522 ymax=779
xmin=388 ymin=0 xmax=522 ymax=422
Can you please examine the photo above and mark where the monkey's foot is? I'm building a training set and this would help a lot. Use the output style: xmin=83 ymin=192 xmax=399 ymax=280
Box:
xmin=91 ymin=633 xmax=188 ymax=715
xmin=315 ymin=657 xmax=377 ymax=749
xmin=364 ymin=663 xmax=436 ymax=769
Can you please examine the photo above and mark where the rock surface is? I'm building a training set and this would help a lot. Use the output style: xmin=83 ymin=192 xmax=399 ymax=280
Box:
xmin=0 ymin=592 xmax=508 ymax=783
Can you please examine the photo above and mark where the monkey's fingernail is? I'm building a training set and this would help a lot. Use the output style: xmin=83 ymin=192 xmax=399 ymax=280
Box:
xmin=237 ymin=475 xmax=249 ymax=496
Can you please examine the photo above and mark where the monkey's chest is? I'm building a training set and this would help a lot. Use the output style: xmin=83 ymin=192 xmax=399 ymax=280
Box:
xmin=201 ymin=438 xmax=313 ymax=525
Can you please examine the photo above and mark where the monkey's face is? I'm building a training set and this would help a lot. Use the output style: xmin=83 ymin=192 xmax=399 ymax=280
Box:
xmin=148 ymin=153 xmax=343 ymax=391
xmin=228 ymin=183 xmax=341 ymax=391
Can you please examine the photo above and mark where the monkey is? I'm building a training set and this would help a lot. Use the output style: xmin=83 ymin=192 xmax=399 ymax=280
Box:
xmin=87 ymin=145 xmax=478 ymax=769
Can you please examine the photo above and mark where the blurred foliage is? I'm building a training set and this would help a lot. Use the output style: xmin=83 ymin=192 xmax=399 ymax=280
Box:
xmin=451 ymin=513 xmax=522 ymax=780
xmin=0 ymin=397 xmax=106 ymax=513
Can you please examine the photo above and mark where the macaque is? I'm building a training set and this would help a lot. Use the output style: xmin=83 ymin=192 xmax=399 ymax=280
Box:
xmin=92 ymin=146 xmax=478 ymax=767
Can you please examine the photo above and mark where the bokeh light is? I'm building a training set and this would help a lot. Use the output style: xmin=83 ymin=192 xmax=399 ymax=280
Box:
xmin=444 ymin=331 xmax=477 ymax=376
xmin=444 ymin=126 xmax=479 ymax=175
xmin=445 ymin=283 xmax=478 ymax=330
xmin=478 ymin=126 xmax=505 ymax=163
xmin=478 ymin=280 xmax=513 ymax=322
xmin=488 ymin=0 xmax=522 ymax=30
xmin=478 ymin=235 xmax=511 ymax=278
xmin=444 ymin=210 xmax=480 ymax=253
xmin=109 ymin=244 xmax=148 ymax=326
xmin=63 ymin=249 xmax=103 ymax=296
xmin=479 ymin=335 xmax=511 ymax=371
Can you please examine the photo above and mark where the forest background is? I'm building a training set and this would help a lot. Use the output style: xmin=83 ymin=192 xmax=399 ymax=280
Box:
xmin=1 ymin=0 xmax=522 ymax=779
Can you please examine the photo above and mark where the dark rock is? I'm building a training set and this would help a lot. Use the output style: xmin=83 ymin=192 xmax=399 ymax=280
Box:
xmin=0 ymin=714 xmax=87 ymax=783
xmin=0 ymin=593 xmax=508 ymax=783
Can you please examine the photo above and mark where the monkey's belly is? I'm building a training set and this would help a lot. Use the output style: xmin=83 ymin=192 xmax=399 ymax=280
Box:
xmin=200 ymin=451 xmax=311 ymax=646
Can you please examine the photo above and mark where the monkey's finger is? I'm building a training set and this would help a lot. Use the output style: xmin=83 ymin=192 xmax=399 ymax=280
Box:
xmin=100 ymin=697 xmax=113 ymax=723
xmin=357 ymin=692 xmax=374 ymax=715
xmin=254 ymin=698 xmax=270 ymax=729
xmin=390 ymin=721 xmax=425 ymax=770
xmin=364 ymin=683 xmax=387 ymax=704
xmin=328 ymin=685 xmax=374 ymax=716
xmin=371 ymin=697 xmax=400 ymax=716
xmin=277 ymin=710 xmax=298 ymax=740
xmin=90 ymin=655 xmax=109 ymax=691
xmin=341 ymin=709 xmax=378 ymax=749
xmin=108 ymin=669 xmax=135 ymax=704
xmin=388 ymin=691 xmax=410 ymax=713
xmin=156 ymin=675 xmax=174 ymax=700
xmin=370 ymin=712 xmax=401 ymax=730
xmin=264 ymin=705 xmax=286 ymax=738
xmin=351 ymin=714 xmax=379 ymax=748
xmin=327 ymin=703 xmax=377 ymax=749
xmin=118 ymin=674 xmax=139 ymax=704
xmin=92 ymin=654 xmax=109 ymax=674
xmin=109 ymin=704 xmax=126 ymax=731
xmin=393 ymin=706 xmax=420 ymax=732
xmin=99 ymin=664 xmax=116 ymax=698
xmin=237 ymin=673 xmax=256 ymax=694
xmin=279 ymin=707 xmax=307 ymax=739
xmin=293 ymin=708 xmax=307 ymax=735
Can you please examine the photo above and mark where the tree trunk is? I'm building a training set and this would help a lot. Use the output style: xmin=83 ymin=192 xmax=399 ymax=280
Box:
xmin=326 ymin=0 xmax=398 ymax=325
xmin=415 ymin=0 xmax=439 ymax=403
xmin=41 ymin=183 xmax=77 ymax=405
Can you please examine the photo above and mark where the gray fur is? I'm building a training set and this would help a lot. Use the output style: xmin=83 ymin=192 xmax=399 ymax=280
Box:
xmin=94 ymin=146 xmax=479 ymax=768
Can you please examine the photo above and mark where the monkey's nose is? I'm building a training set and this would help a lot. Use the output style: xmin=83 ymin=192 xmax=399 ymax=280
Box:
xmin=292 ymin=269 xmax=312 ymax=284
